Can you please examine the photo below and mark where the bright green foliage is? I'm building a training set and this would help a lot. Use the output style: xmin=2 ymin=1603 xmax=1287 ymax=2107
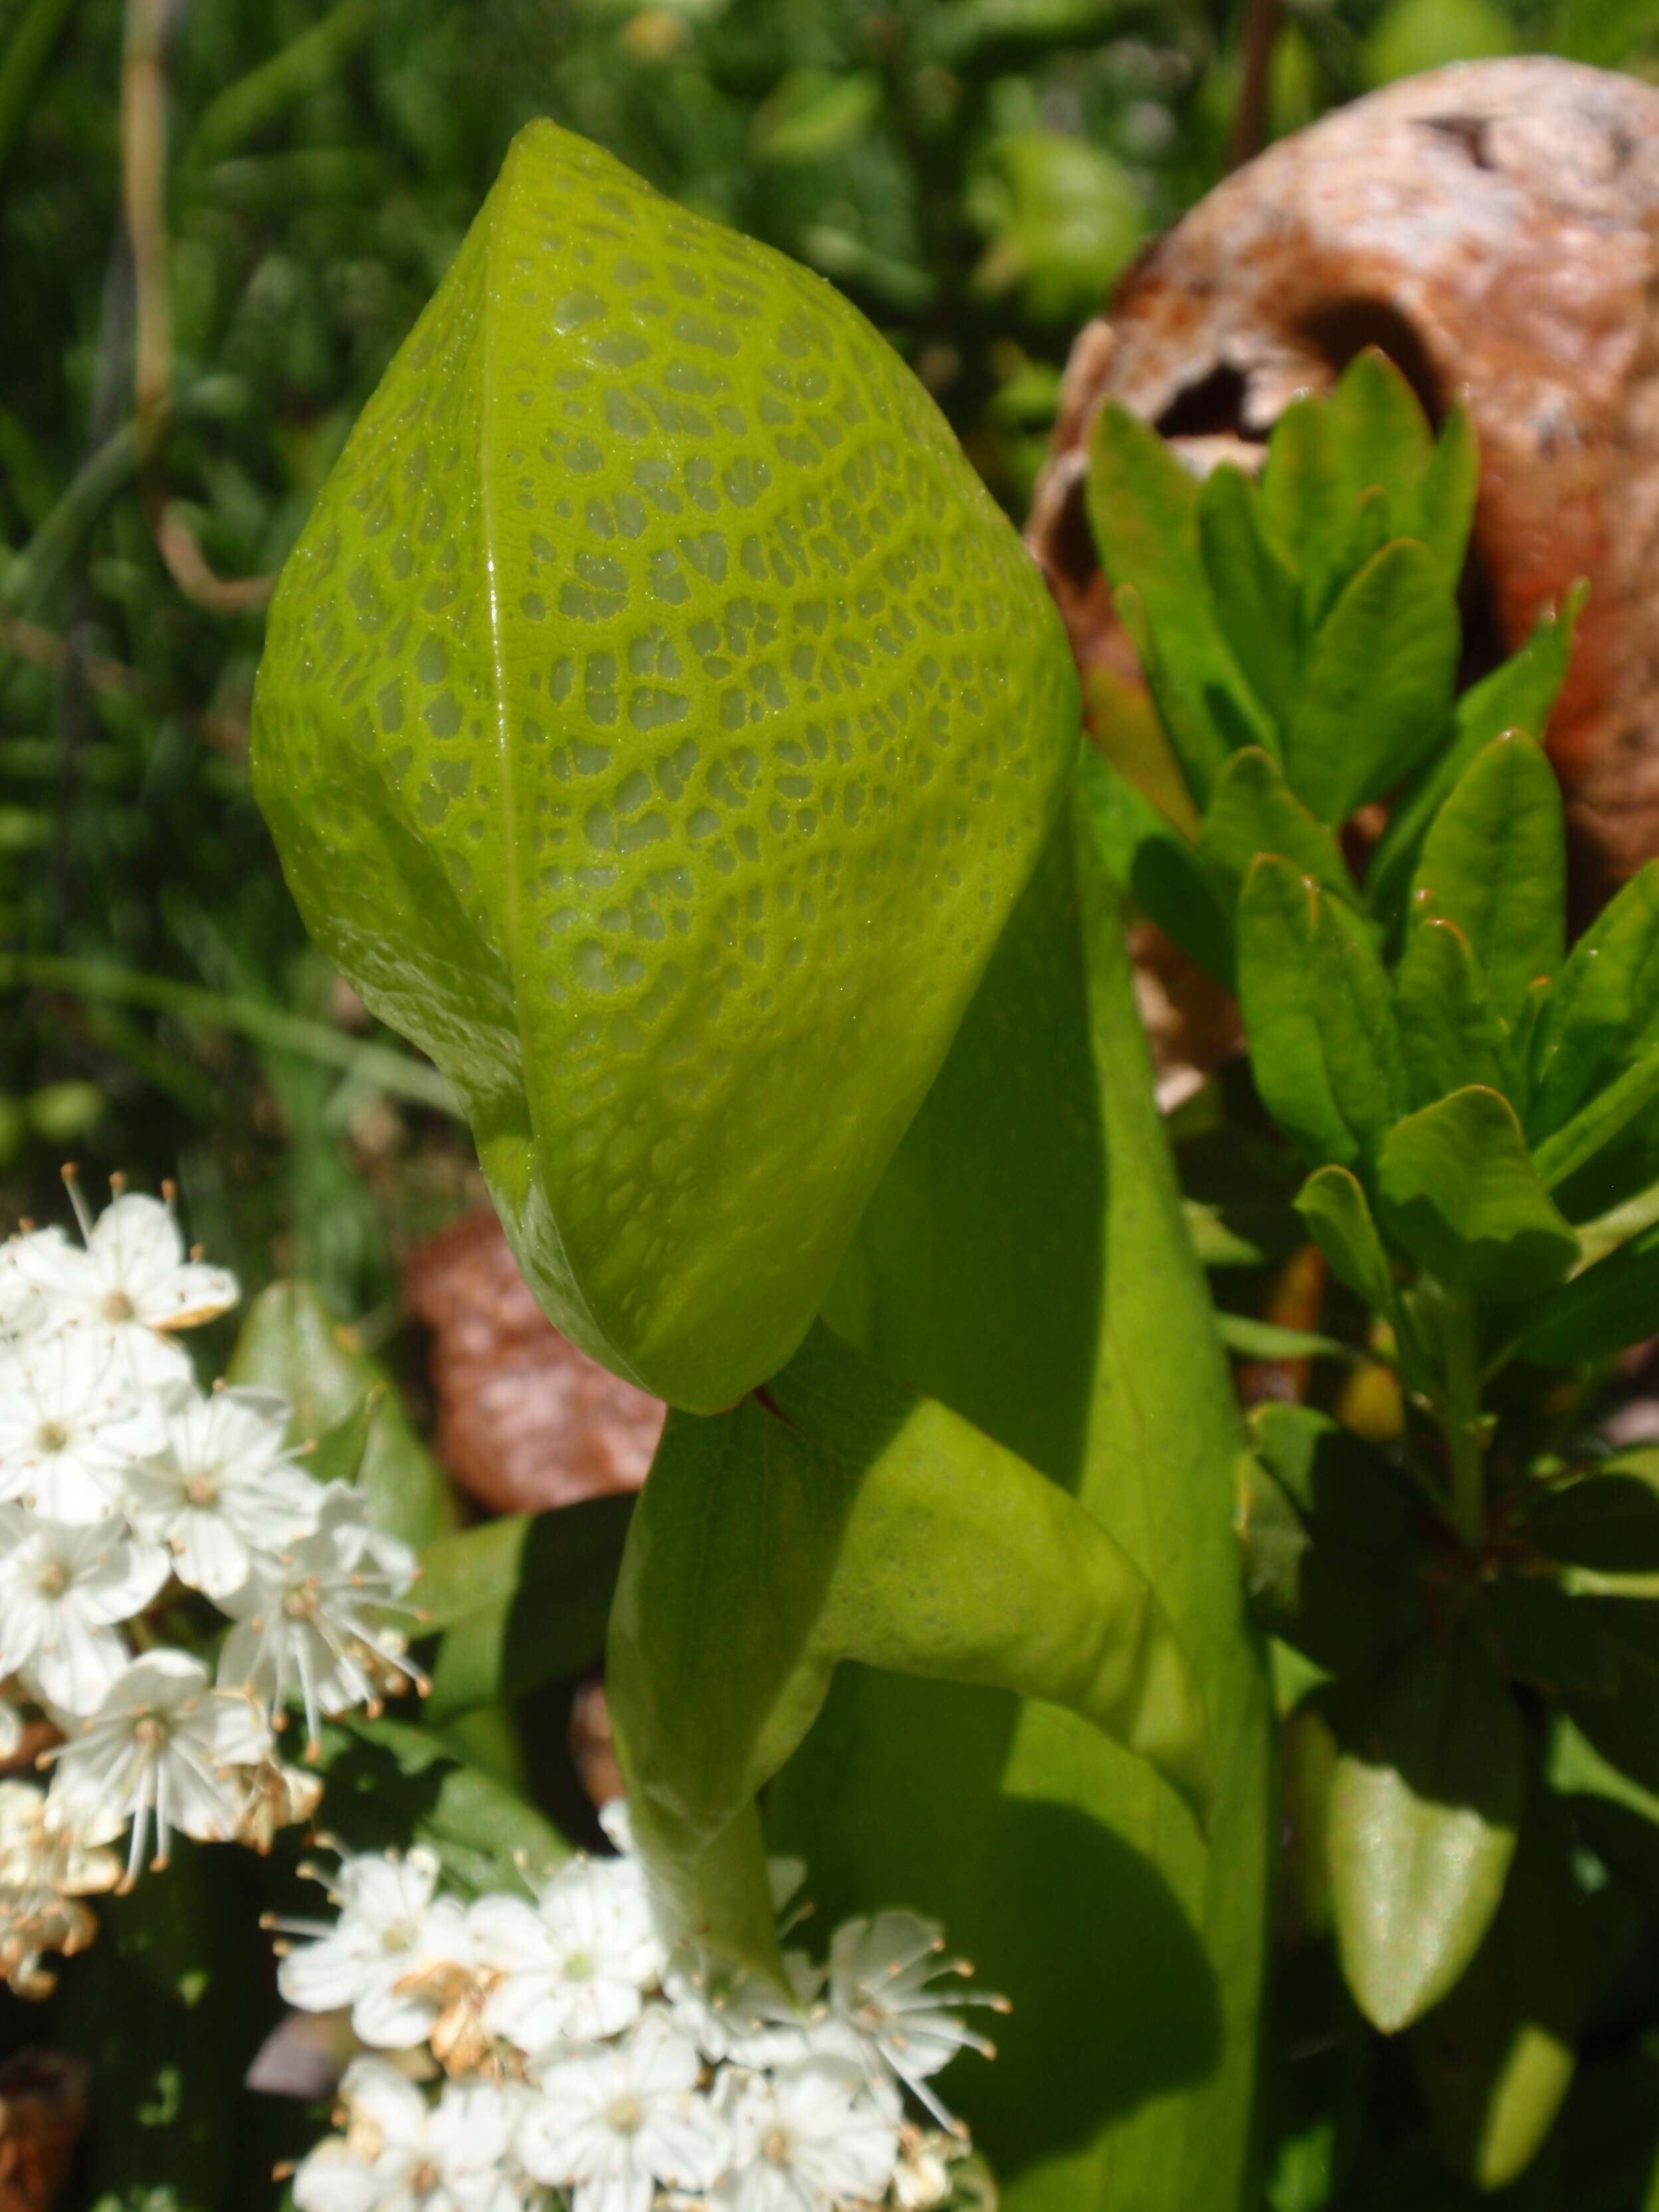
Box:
xmin=1084 ymin=351 xmax=1578 ymax=982
xmin=1086 ymin=343 xmax=1659 ymax=2192
xmin=227 ymin=1276 xmax=457 ymax=1547
xmin=606 ymin=1317 xmax=1212 ymax=1969
xmin=252 ymin=119 xmax=1079 ymax=1414
xmin=771 ymin=817 xmax=1270 ymax=2212
xmin=1328 ymin=1637 xmax=1525 ymax=2034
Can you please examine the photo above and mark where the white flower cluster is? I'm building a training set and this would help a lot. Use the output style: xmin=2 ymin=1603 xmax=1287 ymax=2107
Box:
xmin=281 ymin=1804 xmax=1004 ymax=2212
xmin=0 ymin=1177 xmax=418 ymax=1994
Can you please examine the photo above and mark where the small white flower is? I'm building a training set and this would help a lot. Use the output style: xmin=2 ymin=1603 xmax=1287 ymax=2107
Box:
xmin=519 ymin=2006 xmax=729 ymax=2212
xmin=217 ymin=1484 xmax=418 ymax=1748
xmin=821 ymin=1913 xmax=1005 ymax=2120
xmin=714 ymin=2056 xmax=901 ymax=2212
xmin=125 ymin=1385 xmax=320 ymax=1600
xmin=0 ymin=1689 xmax=23 ymax=1762
xmin=293 ymin=2058 xmax=523 ymax=2212
xmin=279 ymin=1847 xmax=474 ymax=2051
xmin=475 ymin=1853 xmax=665 ymax=2051
xmin=0 ymin=1777 xmax=121 ymax=1999
xmin=0 ymin=1332 xmax=160 ymax=1522
xmin=47 ymin=1649 xmax=269 ymax=1888
xmin=11 ymin=1188 xmax=237 ymax=1389
xmin=662 ymin=1942 xmax=821 ymax=2070
xmin=0 ymin=1505 xmax=169 ymax=1715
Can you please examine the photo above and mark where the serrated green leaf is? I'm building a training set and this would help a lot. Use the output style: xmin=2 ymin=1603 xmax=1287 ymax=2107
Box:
xmin=1074 ymin=740 xmax=1231 ymax=980
xmin=1413 ymin=400 xmax=1479 ymax=577
xmin=1329 ymin=1635 xmax=1525 ymax=2033
xmin=419 ymin=1494 xmax=635 ymax=1721
xmin=1285 ymin=539 xmax=1460 ymax=825
xmin=1368 ymin=588 xmax=1583 ymax=926
xmin=1515 ymin=1218 xmax=1659 ymax=1365
xmin=1088 ymin=402 xmax=1270 ymax=801
xmin=1327 ymin=348 xmax=1435 ymax=523
xmin=608 ymin=1318 xmax=1211 ymax=1969
xmin=1394 ymin=916 xmax=1517 ymax=1109
xmin=1408 ymin=1794 xmax=1586 ymax=2191
xmin=1296 ymin=1164 xmax=1400 ymax=1321
xmin=226 ymin=1278 xmax=456 ymax=1548
xmin=1531 ymin=863 xmax=1659 ymax=1139
xmin=1198 ymin=464 xmax=1302 ymax=733
xmin=1237 ymin=857 xmax=1409 ymax=1169
xmin=1199 ymin=746 xmax=1352 ymax=916
xmin=1376 ymin=1086 xmax=1578 ymax=1299
xmin=1529 ymin=1466 xmax=1659 ymax=1572
xmin=253 ymin=121 xmax=1081 ymax=1414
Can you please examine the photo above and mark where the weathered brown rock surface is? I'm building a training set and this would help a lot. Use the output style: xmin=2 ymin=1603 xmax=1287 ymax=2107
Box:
xmin=1027 ymin=57 xmax=1659 ymax=887
xmin=402 ymin=1209 xmax=662 ymax=1516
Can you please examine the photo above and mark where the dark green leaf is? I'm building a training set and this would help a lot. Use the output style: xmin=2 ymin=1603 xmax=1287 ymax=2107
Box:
xmin=1566 ymin=1600 xmax=1659 ymax=1794
xmin=1198 ymin=464 xmax=1303 ymax=733
xmin=1528 ymin=1464 xmax=1659 ymax=1573
xmin=315 ymin=1711 xmax=569 ymax=1889
xmin=1074 ymin=740 xmax=1231 ymax=980
xmin=608 ymin=1319 xmax=1212 ymax=1971
xmin=1408 ymin=1795 xmax=1586 ymax=2191
xmin=1514 ymin=1218 xmax=1659 ymax=1365
xmin=1485 ymin=1575 xmax=1620 ymax=1699
xmin=1088 ymin=402 xmax=1270 ymax=801
xmin=1285 ymin=540 xmax=1459 ymax=824
xmin=1394 ymin=918 xmax=1518 ymax=1109
xmin=1237 ymin=857 xmax=1409 ymax=1170
xmin=1251 ymin=1402 xmax=1420 ymax=1558
xmin=51 ymin=1848 xmax=260 ymax=2212
xmin=1410 ymin=732 xmax=1565 ymax=1022
xmin=1369 ymin=591 xmax=1583 ymax=927
xmin=253 ymin=122 xmax=1081 ymax=1414
xmin=1529 ymin=862 xmax=1659 ymax=1139
xmin=1329 ymin=1635 xmax=1526 ymax=2032
xmin=772 ymin=815 xmax=1272 ymax=2209
xmin=1532 ymin=1043 xmax=1659 ymax=1192
xmin=1184 ymin=1195 xmax=1306 ymax=1270
xmin=227 ymin=1279 xmax=456 ymax=1548
xmin=420 ymin=1495 xmax=636 ymax=1721
xmin=1376 ymin=1086 xmax=1579 ymax=1300
xmin=1198 ymin=746 xmax=1352 ymax=916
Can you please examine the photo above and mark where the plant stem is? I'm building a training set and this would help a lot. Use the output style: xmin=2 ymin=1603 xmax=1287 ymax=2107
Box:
xmin=1441 ymin=1296 xmax=1486 ymax=1548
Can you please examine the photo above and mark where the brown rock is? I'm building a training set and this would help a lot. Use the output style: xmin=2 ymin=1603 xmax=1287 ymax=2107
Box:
xmin=402 ymin=1209 xmax=663 ymax=1516
xmin=1027 ymin=57 xmax=1659 ymax=890
xmin=0 ymin=2054 xmax=89 ymax=2212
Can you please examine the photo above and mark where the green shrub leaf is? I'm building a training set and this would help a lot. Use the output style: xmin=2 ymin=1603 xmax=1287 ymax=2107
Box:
xmin=1527 ymin=1462 xmax=1659 ymax=1573
xmin=1376 ymin=1086 xmax=1578 ymax=1300
xmin=227 ymin=1278 xmax=456 ymax=1547
xmin=1285 ymin=540 xmax=1460 ymax=825
xmin=1087 ymin=402 xmax=1269 ymax=800
xmin=1515 ymin=1218 xmax=1659 ymax=1365
xmin=1565 ymin=1601 xmax=1659 ymax=1794
xmin=1394 ymin=916 xmax=1518 ymax=1110
xmin=252 ymin=121 xmax=1080 ymax=1413
xmin=1413 ymin=400 xmax=1479 ymax=579
xmin=1237 ymin=857 xmax=1408 ymax=1169
xmin=1530 ymin=863 xmax=1659 ymax=1138
xmin=1330 ymin=1635 xmax=1525 ymax=2033
xmin=1370 ymin=592 xmax=1583 ymax=925
xmin=606 ymin=1319 xmax=1211 ymax=1971
xmin=1296 ymin=1164 xmax=1402 ymax=1323
xmin=1198 ymin=464 xmax=1303 ymax=733
xmin=1199 ymin=746 xmax=1352 ymax=917
xmin=1407 ymin=1796 xmax=1586 ymax=2191
xmin=1075 ymin=742 xmax=1231 ymax=981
